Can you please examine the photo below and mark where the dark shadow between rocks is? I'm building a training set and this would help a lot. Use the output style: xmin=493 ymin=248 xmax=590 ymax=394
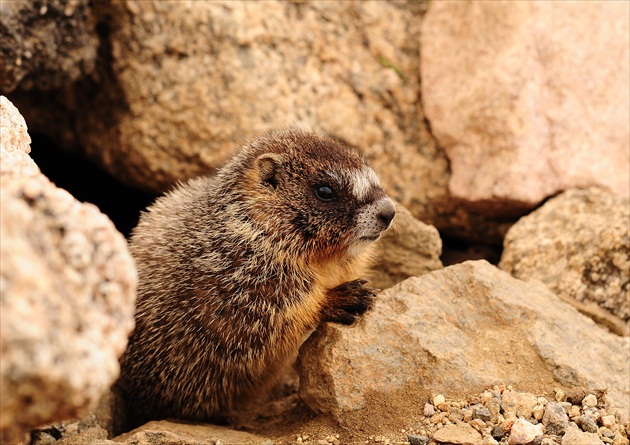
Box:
xmin=29 ymin=132 xmax=156 ymax=237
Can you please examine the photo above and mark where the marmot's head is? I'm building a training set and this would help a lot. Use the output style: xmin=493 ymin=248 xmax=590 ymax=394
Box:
xmin=220 ymin=130 xmax=395 ymax=259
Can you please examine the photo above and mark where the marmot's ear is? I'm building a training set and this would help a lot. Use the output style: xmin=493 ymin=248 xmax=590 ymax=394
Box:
xmin=255 ymin=153 xmax=284 ymax=188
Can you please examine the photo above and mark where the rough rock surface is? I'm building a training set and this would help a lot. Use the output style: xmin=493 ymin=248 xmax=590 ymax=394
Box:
xmin=113 ymin=421 xmax=271 ymax=445
xmin=0 ymin=97 xmax=137 ymax=443
xmin=432 ymin=423 xmax=481 ymax=445
xmin=5 ymin=0 xmax=520 ymax=243
xmin=507 ymin=418 xmax=543 ymax=444
xmin=562 ymin=422 xmax=605 ymax=445
xmin=35 ymin=0 xmax=507 ymax=241
xmin=66 ymin=1 xmax=436 ymax=199
xmin=298 ymin=261 xmax=629 ymax=421
xmin=421 ymin=1 xmax=630 ymax=213
xmin=369 ymin=203 xmax=443 ymax=290
xmin=0 ymin=96 xmax=38 ymax=178
xmin=499 ymin=188 xmax=630 ymax=330
xmin=0 ymin=0 xmax=98 ymax=93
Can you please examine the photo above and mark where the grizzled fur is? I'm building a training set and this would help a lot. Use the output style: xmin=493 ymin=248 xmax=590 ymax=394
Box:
xmin=119 ymin=130 xmax=395 ymax=428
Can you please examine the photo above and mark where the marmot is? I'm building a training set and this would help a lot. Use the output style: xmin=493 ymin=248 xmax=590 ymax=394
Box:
xmin=119 ymin=129 xmax=395 ymax=427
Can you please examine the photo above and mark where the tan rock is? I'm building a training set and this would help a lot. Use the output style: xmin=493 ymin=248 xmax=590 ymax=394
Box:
xmin=561 ymin=423 xmax=604 ymax=445
xmin=298 ymin=261 xmax=629 ymax=421
xmin=499 ymin=188 xmax=630 ymax=331
xmin=113 ymin=420 xmax=271 ymax=445
xmin=73 ymin=0 xmax=437 ymax=201
xmin=508 ymin=418 xmax=543 ymax=445
xmin=421 ymin=1 xmax=630 ymax=214
xmin=7 ymin=1 xmax=519 ymax=243
xmin=369 ymin=203 xmax=442 ymax=290
xmin=432 ymin=424 xmax=481 ymax=445
xmin=0 ymin=97 xmax=137 ymax=443
xmin=501 ymin=390 xmax=537 ymax=419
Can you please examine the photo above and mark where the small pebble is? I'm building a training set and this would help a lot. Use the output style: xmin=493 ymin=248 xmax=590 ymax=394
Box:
xmin=569 ymin=405 xmax=581 ymax=419
xmin=578 ymin=414 xmax=599 ymax=433
xmin=554 ymin=389 xmax=566 ymax=402
xmin=432 ymin=424 xmax=482 ymax=445
xmin=600 ymin=428 xmax=615 ymax=439
xmin=542 ymin=402 xmax=569 ymax=436
xmin=583 ymin=407 xmax=600 ymax=419
xmin=433 ymin=394 xmax=446 ymax=407
xmin=491 ymin=425 xmax=505 ymax=440
xmin=423 ymin=403 xmax=435 ymax=416
xmin=533 ymin=404 xmax=545 ymax=421
xmin=406 ymin=435 xmax=429 ymax=445
xmin=582 ymin=394 xmax=598 ymax=408
xmin=507 ymin=418 xmax=543 ymax=445
xmin=559 ymin=402 xmax=572 ymax=414
xmin=486 ymin=397 xmax=501 ymax=423
xmin=601 ymin=415 xmax=616 ymax=428
xmin=430 ymin=413 xmax=444 ymax=424
xmin=473 ymin=405 xmax=492 ymax=422
xmin=449 ymin=407 xmax=464 ymax=422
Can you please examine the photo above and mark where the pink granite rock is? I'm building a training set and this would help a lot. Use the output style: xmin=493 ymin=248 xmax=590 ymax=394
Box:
xmin=421 ymin=1 xmax=629 ymax=215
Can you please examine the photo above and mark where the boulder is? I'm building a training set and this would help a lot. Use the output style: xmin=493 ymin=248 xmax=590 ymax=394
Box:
xmin=5 ymin=1 xmax=520 ymax=243
xmin=69 ymin=0 xmax=438 ymax=201
xmin=298 ymin=261 xmax=629 ymax=423
xmin=370 ymin=203 xmax=443 ymax=290
xmin=421 ymin=1 xmax=630 ymax=214
xmin=499 ymin=188 xmax=629 ymax=335
xmin=0 ymin=96 xmax=137 ymax=443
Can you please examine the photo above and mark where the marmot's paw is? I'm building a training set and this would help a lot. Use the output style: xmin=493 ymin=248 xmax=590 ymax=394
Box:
xmin=321 ymin=279 xmax=378 ymax=325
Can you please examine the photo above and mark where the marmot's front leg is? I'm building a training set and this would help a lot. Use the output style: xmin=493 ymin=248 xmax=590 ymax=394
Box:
xmin=321 ymin=279 xmax=378 ymax=325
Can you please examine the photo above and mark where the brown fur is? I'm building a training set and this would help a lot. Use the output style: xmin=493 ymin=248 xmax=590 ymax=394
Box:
xmin=118 ymin=130 xmax=395 ymax=428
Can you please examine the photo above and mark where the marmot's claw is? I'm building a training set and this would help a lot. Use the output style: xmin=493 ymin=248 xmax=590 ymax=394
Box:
xmin=322 ymin=278 xmax=378 ymax=324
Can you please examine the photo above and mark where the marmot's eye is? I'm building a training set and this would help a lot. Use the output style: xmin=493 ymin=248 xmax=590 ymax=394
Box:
xmin=315 ymin=185 xmax=335 ymax=202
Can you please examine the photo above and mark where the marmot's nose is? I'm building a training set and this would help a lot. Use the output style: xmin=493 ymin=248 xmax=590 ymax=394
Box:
xmin=378 ymin=201 xmax=396 ymax=229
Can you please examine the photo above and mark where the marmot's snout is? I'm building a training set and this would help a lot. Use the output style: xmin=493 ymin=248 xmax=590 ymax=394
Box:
xmin=353 ymin=196 xmax=396 ymax=251
xmin=377 ymin=199 xmax=396 ymax=230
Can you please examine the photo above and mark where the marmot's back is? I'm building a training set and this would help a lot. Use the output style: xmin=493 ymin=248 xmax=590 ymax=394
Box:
xmin=119 ymin=130 xmax=395 ymax=427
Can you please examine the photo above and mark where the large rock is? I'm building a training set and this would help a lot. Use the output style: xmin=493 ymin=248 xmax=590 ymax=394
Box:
xmin=421 ymin=1 xmax=630 ymax=214
xmin=298 ymin=261 xmax=629 ymax=422
xmin=0 ymin=96 xmax=137 ymax=443
xmin=70 ymin=1 xmax=437 ymax=199
xmin=499 ymin=188 xmax=629 ymax=333
xmin=5 ymin=1 xmax=520 ymax=243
